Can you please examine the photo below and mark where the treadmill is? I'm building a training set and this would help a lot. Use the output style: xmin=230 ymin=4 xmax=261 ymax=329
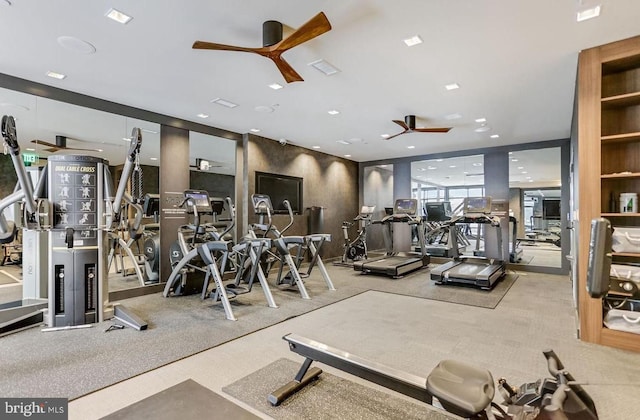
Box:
xmin=430 ymin=197 xmax=506 ymax=290
xmin=353 ymin=198 xmax=430 ymax=278
xmin=423 ymin=202 xmax=465 ymax=258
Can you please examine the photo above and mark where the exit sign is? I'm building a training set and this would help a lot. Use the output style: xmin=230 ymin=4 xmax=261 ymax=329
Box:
xmin=22 ymin=152 xmax=39 ymax=166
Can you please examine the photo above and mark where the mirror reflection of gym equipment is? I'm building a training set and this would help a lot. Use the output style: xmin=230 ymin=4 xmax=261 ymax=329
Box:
xmin=0 ymin=116 xmax=147 ymax=334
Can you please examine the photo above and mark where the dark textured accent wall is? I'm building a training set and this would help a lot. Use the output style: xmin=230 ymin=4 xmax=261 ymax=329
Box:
xmin=189 ymin=171 xmax=234 ymax=200
xmin=244 ymin=134 xmax=359 ymax=258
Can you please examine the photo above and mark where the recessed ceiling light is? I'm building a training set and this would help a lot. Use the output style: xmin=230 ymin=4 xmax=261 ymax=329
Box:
xmin=428 ymin=166 xmax=437 ymax=170
xmin=528 ymin=179 xmax=534 ymax=182
xmin=490 ymin=134 xmax=500 ymax=139
xmin=312 ymin=145 xmax=321 ymax=149
xmin=577 ymin=5 xmax=601 ymax=22
xmin=150 ymin=157 xmax=158 ymax=161
xmin=381 ymin=134 xmax=390 ymax=138
xmin=521 ymin=171 xmax=528 ymax=174
xmin=57 ymin=36 xmax=96 ymax=54
xmin=407 ymin=145 xmax=415 ymax=149
xmin=337 ymin=140 xmax=351 ymax=145
xmin=197 ymin=113 xmax=209 ymax=119
xmin=379 ymin=165 xmax=387 ymax=168
xmin=328 ymin=109 xmax=340 ymax=115
xmin=96 ymin=148 xmax=104 ymax=152
xmin=26 ymin=147 xmax=35 ymax=151
xmin=211 ymin=97 xmax=238 ymax=108
xmin=449 ymin=165 xmax=456 ymax=168
xmin=403 ymin=35 xmax=423 ymax=47
xmin=474 ymin=125 xmax=491 ymax=133
xmin=463 ymin=171 xmax=469 ymax=174
xmin=526 ymin=176 xmax=532 ymax=179
xmin=46 ymin=71 xmax=66 ymax=80
xmin=475 ymin=118 xmax=486 ymax=123
xmin=268 ymin=83 xmax=283 ymax=90
xmin=508 ymin=152 xmax=513 ymax=155
xmin=254 ymin=105 xmax=274 ymax=113
xmin=105 ymin=8 xmax=132 ymax=24
xmin=308 ymin=59 xmax=340 ymax=76
xmin=512 ymin=159 xmax=519 ymax=162
xmin=344 ymin=154 xmax=351 ymax=158
xmin=0 ymin=102 xmax=29 ymax=111
xmin=517 ymin=166 xmax=524 ymax=170
xmin=445 ymin=83 xmax=460 ymax=91
xmin=436 ymin=159 xmax=443 ymax=162
xmin=473 ymin=163 xmax=482 ymax=167
xmin=444 ymin=113 xmax=462 ymax=120
xmin=250 ymin=128 xmax=261 ymax=133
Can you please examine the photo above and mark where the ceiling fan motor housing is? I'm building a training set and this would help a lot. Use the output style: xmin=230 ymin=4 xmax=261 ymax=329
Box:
xmin=263 ymin=20 xmax=283 ymax=47
xmin=55 ymin=135 xmax=67 ymax=147
xmin=405 ymin=115 xmax=416 ymax=130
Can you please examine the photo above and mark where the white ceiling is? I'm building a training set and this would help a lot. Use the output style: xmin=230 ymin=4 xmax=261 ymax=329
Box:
xmin=0 ymin=1 xmax=639 ymax=166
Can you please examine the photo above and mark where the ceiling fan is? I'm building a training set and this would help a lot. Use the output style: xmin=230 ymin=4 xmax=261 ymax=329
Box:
xmin=31 ymin=135 xmax=104 ymax=153
xmin=191 ymin=158 xmax=224 ymax=171
xmin=192 ymin=11 xmax=332 ymax=83
xmin=386 ymin=115 xmax=452 ymax=140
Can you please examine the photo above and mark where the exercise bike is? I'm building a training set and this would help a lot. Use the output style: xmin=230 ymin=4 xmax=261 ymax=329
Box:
xmin=337 ymin=205 xmax=375 ymax=265
xmin=270 ymin=334 xmax=598 ymax=419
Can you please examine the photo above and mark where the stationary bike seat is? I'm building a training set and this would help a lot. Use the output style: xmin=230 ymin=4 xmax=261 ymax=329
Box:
xmin=426 ymin=359 xmax=495 ymax=417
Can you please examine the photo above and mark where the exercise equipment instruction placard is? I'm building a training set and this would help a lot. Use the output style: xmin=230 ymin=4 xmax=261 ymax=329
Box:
xmin=51 ymin=159 xmax=98 ymax=230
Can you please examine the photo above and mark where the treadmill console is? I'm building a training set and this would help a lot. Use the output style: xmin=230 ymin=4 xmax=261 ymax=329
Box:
xmin=252 ymin=193 xmax=274 ymax=214
xmin=463 ymin=197 xmax=492 ymax=216
xmin=393 ymin=199 xmax=417 ymax=216
xmin=360 ymin=205 xmax=376 ymax=215
xmin=425 ymin=202 xmax=451 ymax=222
xmin=184 ymin=189 xmax=213 ymax=214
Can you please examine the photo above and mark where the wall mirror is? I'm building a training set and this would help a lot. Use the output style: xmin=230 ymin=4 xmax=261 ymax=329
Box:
xmin=508 ymin=147 xmax=562 ymax=269
xmin=0 ymin=86 xmax=236 ymax=305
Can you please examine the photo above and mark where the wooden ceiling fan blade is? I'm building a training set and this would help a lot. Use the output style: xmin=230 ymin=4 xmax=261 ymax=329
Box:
xmin=414 ymin=127 xmax=452 ymax=133
xmin=385 ymin=131 xmax=408 ymax=140
xmin=276 ymin=11 xmax=332 ymax=51
xmin=272 ymin=56 xmax=304 ymax=83
xmin=392 ymin=120 xmax=409 ymax=130
xmin=31 ymin=139 xmax=58 ymax=148
xmin=192 ymin=41 xmax=257 ymax=53
xmin=67 ymin=146 xmax=103 ymax=152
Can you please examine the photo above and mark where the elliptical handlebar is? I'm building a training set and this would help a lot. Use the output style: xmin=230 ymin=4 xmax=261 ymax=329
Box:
xmin=113 ymin=127 xmax=143 ymax=216
xmin=254 ymin=198 xmax=274 ymax=238
xmin=543 ymin=349 xmax=565 ymax=378
xmin=216 ymin=196 xmax=236 ymax=239
xmin=1 ymin=115 xmax=37 ymax=215
xmin=281 ymin=199 xmax=294 ymax=234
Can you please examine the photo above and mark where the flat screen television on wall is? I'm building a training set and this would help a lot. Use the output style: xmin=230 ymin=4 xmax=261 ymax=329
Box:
xmin=255 ymin=171 xmax=303 ymax=214
xmin=542 ymin=198 xmax=561 ymax=220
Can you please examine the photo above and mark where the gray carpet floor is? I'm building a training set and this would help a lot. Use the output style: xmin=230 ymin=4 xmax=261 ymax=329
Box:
xmin=0 ymin=263 xmax=515 ymax=400
xmin=223 ymin=358 xmax=456 ymax=420
xmin=102 ymin=379 xmax=260 ymax=420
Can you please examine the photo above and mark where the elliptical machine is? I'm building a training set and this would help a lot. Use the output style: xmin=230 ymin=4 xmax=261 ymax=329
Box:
xmin=337 ymin=205 xmax=375 ymax=265
xmin=164 ymin=190 xmax=219 ymax=296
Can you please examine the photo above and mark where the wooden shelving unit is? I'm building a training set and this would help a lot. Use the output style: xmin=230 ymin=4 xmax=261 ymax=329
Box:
xmin=578 ymin=35 xmax=640 ymax=352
